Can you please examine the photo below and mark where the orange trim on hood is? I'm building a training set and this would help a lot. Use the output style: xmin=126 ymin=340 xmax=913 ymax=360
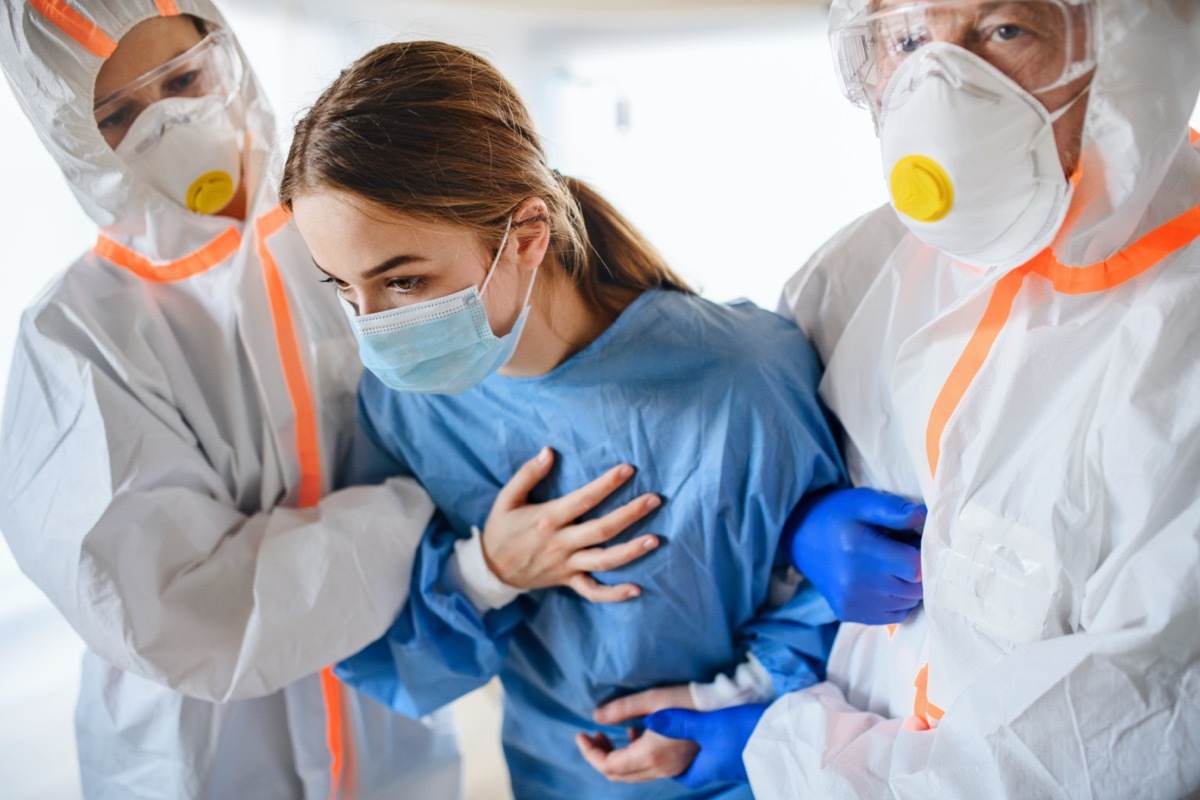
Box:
xmin=28 ymin=0 xmax=117 ymax=58
xmin=94 ymin=227 xmax=241 ymax=282
xmin=926 ymin=203 xmax=1200 ymax=477
xmin=1190 ymin=128 xmax=1199 ymax=145
xmin=155 ymin=0 xmax=181 ymax=15
xmin=1028 ymin=205 xmax=1200 ymax=294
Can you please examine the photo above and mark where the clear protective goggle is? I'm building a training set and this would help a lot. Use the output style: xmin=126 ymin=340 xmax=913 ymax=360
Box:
xmin=831 ymin=0 xmax=1096 ymax=110
xmin=93 ymin=29 xmax=242 ymax=147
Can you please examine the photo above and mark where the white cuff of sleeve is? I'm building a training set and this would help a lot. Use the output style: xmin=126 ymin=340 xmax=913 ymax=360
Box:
xmin=688 ymin=653 xmax=776 ymax=711
xmin=446 ymin=526 xmax=523 ymax=612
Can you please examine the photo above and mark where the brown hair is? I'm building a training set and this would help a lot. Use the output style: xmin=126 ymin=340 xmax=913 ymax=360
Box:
xmin=280 ymin=40 xmax=692 ymax=318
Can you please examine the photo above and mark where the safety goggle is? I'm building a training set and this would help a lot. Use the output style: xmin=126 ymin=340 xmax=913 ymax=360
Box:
xmin=831 ymin=0 xmax=1096 ymax=110
xmin=93 ymin=30 xmax=241 ymax=145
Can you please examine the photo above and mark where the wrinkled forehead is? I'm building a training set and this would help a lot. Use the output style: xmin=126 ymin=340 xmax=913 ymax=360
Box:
xmin=869 ymin=0 xmax=1064 ymax=12
xmin=864 ymin=1 xmax=1080 ymax=41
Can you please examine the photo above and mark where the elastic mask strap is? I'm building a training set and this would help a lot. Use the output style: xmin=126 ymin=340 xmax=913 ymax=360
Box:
xmin=1030 ymin=84 xmax=1090 ymax=178
xmin=1046 ymin=84 xmax=1091 ymax=124
xmin=521 ymin=263 xmax=541 ymax=308
xmin=479 ymin=215 xmax=514 ymax=297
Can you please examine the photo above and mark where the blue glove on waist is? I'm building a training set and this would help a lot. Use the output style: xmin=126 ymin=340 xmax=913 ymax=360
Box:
xmin=783 ymin=487 xmax=926 ymax=625
xmin=643 ymin=703 xmax=769 ymax=788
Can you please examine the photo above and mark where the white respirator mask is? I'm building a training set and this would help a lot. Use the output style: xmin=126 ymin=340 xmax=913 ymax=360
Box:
xmin=877 ymin=43 xmax=1085 ymax=270
xmin=115 ymin=94 xmax=244 ymax=215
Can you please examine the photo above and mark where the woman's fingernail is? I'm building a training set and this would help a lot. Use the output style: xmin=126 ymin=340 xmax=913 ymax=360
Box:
xmin=642 ymin=536 xmax=658 ymax=550
xmin=627 ymin=587 xmax=640 ymax=598
xmin=617 ymin=464 xmax=634 ymax=479
xmin=644 ymin=495 xmax=661 ymax=510
xmin=537 ymin=446 xmax=551 ymax=464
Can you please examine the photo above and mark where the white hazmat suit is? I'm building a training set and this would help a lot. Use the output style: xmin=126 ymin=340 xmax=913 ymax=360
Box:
xmin=0 ymin=1 xmax=459 ymax=798
xmin=745 ymin=1 xmax=1200 ymax=797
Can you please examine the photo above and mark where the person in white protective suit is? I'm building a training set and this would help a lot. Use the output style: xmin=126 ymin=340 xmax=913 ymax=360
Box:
xmin=0 ymin=1 xmax=660 ymax=798
xmin=642 ymin=1 xmax=1200 ymax=797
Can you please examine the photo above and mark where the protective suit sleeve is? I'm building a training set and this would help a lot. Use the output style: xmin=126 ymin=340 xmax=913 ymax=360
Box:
xmin=744 ymin=475 xmax=1200 ymax=799
xmin=0 ymin=312 xmax=436 ymax=703
xmin=335 ymin=510 xmax=524 ymax=718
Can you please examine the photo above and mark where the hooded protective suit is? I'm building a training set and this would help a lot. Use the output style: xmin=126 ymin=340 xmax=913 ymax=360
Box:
xmin=744 ymin=1 xmax=1200 ymax=797
xmin=0 ymin=1 xmax=458 ymax=798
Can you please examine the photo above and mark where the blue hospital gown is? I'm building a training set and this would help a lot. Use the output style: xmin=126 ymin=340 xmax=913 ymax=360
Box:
xmin=338 ymin=288 xmax=844 ymax=799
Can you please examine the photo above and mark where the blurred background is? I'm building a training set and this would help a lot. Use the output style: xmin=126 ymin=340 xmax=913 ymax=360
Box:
xmin=0 ymin=1 xmax=1197 ymax=798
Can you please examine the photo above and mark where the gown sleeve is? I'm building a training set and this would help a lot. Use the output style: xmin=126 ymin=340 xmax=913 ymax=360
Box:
xmin=718 ymin=312 xmax=844 ymax=699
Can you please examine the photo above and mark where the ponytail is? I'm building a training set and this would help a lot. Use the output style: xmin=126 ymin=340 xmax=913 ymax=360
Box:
xmin=557 ymin=174 xmax=693 ymax=319
xmin=281 ymin=40 xmax=693 ymax=320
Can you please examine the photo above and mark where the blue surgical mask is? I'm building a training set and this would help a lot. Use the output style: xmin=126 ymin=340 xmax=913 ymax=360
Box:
xmin=343 ymin=217 xmax=537 ymax=394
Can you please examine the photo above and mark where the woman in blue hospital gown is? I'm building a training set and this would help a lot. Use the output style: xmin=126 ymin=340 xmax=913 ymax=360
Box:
xmin=279 ymin=40 xmax=871 ymax=800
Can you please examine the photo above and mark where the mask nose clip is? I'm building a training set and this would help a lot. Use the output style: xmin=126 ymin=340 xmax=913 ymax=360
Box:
xmin=891 ymin=49 xmax=1002 ymax=111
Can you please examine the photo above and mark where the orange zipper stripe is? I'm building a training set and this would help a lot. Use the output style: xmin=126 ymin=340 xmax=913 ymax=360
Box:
xmin=319 ymin=666 xmax=353 ymax=800
xmin=913 ymin=662 xmax=944 ymax=727
xmin=926 ymin=266 xmax=1029 ymax=477
xmin=255 ymin=205 xmax=322 ymax=508
xmin=254 ymin=205 xmax=354 ymax=798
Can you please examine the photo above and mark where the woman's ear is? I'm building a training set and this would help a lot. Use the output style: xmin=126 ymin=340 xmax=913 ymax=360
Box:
xmin=510 ymin=196 xmax=551 ymax=274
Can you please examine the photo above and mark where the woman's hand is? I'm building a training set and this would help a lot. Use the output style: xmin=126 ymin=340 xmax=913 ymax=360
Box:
xmin=576 ymin=728 xmax=699 ymax=784
xmin=576 ymin=684 xmax=698 ymax=783
xmin=482 ymin=447 xmax=662 ymax=603
xmin=592 ymin=685 xmax=694 ymax=727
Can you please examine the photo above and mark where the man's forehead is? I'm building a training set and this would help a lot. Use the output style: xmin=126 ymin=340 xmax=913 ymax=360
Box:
xmin=868 ymin=0 xmax=1061 ymax=19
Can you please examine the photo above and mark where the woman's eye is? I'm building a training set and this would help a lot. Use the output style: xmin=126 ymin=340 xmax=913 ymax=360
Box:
xmin=387 ymin=277 xmax=421 ymax=293
xmin=164 ymin=69 xmax=201 ymax=95
xmin=319 ymin=276 xmax=349 ymax=291
xmin=97 ymin=106 xmax=131 ymax=130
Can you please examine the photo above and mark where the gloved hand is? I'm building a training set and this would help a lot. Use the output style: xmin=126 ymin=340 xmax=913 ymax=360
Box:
xmin=642 ymin=703 xmax=769 ymax=788
xmin=783 ymin=487 xmax=926 ymax=625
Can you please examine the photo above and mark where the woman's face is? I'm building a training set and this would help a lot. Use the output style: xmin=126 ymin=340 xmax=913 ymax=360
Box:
xmin=291 ymin=189 xmax=526 ymax=335
xmin=93 ymin=16 xmax=208 ymax=149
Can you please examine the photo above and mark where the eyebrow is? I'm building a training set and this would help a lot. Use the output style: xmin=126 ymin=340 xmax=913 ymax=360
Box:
xmin=313 ymin=254 xmax=426 ymax=281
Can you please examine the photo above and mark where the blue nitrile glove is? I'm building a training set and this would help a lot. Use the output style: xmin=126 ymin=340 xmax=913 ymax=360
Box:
xmin=783 ymin=487 xmax=926 ymax=625
xmin=643 ymin=704 xmax=768 ymax=788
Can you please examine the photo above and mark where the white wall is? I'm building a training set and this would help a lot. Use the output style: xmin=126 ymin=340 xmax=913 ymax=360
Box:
xmin=535 ymin=7 xmax=885 ymax=307
xmin=1 ymin=1 xmax=1199 ymax=797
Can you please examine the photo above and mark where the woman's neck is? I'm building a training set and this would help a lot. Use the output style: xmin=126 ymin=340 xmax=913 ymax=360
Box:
xmin=500 ymin=270 xmax=635 ymax=378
